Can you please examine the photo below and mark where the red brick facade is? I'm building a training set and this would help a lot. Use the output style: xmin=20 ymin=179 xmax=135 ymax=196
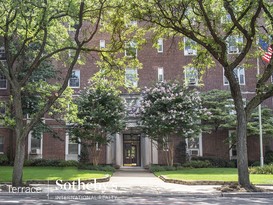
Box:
xmin=1 ymin=34 xmax=273 ymax=165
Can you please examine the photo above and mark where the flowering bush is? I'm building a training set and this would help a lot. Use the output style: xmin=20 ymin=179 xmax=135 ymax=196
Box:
xmin=71 ymin=80 xmax=126 ymax=164
xmin=140 ymin=81 xmax=204 ymax=138
xmin=140 ymin=81 xmax=206 ymax=166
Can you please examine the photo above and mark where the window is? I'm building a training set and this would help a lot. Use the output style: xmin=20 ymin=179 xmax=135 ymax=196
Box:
xmin=229 ymin=130 xmax=237 ymax=160
xmin=0 ymin=47 xmax=6 ymax=61
xmin=69 ymin=70 xmax=80 ymax=88
xmin=68 ymin=136 xmax=78 ymax=155
xmin=100 ymin=40 xmax=105 ymax=49
xmin=226 ymin=98 xmax=246 ymax=115
xmin=186 ymin=134 xmax=202 ymax=157
xmin=0 ymin=102 xmax=6 ymax=115
xmin=0 ymin=74 xmax=7 ymax=89
xmin=125 ymin=68 xmax=138 ymax=87
xmin=227 ymin=35 xmax=243 ymax=54
xmin=157 ymin=39 xmax=163 ymax=53
xmin=185 ymin=67 xmax=198 ymax=86
xmin=224 ymin=67 xmax=245 ymax=85
xmin=125 ymin=41 xmax=137 ymax=58
xmin=158 ymin=67 xmax=164 ymax=82
xmin=0 ymin=136 xmax=3 ymax=153
xmin=184 ymin=37 xmax=197 ymax=55
xmin=29 ymin=132 xmax=42 ymax=155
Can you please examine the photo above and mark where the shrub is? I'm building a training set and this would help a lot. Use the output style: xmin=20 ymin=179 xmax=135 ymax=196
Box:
xmin=58 ymin=160 xmax=79 ymax=167
xmin=249 ymin=164 xmax=273 ymax=174
xmin=0 ymin=154 xmax=9 ymax=165
xmin=191 ymin=156 xmax=235 ymax=168
xmin=182 ymin=160 xmax=212 ymax=168
xmin=250 ymin=161 xmax=261 ymax=167
xmin=265 ymin=151 xmax=273 ymax=164
xmin=78 ymin=163 xmax=115 ymax=172
xmin=149 ymin=165 xmax=168 ymax=172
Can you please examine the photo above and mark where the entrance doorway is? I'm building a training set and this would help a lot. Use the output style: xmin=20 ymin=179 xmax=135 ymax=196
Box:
xmin=123 ymin=134 xmax=141 ymax=166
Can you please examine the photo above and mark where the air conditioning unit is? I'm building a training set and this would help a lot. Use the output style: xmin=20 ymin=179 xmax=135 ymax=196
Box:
xmin=30 ymin=148 xmax=41 ymax=155
xmin=187 ymin=49 xmax=193 ymax=55
xmin=188 ymin=149 xmax=199 ymax=156
xmin=229 ymin=46 xmax=238 ymax=53
xmin=189 ymin=78 xmax=197 ymax=85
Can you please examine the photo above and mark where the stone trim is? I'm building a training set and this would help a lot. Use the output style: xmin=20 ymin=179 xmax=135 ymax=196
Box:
xmin=159 ymin=175 xmax=238 ymax=185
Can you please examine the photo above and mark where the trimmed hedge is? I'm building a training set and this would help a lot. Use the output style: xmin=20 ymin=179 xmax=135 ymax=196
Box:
xmin=0 ymin=154 xmax=9 ymax=165
xmin=78 ymin=164 xmax=116 ymax=172
xmin=182 ymin=160 xmax=212 ymax=168
xmin=265 ymin=151 xmax=273 ymax=165
xmin=191 ymin=156 xmax=236 ymax=168
xmin=24 ymin=159 xmax=79 ymax=167
xmin=249 ymin=164 xmax=273 ymax=174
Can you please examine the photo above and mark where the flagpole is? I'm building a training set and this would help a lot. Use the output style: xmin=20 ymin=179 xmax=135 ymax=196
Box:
xmin=257 ymin=56 xmax=264 ymax=167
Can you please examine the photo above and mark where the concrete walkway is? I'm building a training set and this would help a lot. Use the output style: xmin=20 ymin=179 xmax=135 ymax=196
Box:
xmin=105 ymin=168 xmax=220 ymax=196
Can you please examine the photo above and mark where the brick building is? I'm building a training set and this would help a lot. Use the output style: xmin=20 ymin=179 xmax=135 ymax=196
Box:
xmin=1 ymin=28 xmax=273 ymax=167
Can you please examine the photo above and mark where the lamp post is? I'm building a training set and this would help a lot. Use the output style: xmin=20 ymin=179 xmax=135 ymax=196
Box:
xmin=257 ymin=57 xmax=264 ymax=167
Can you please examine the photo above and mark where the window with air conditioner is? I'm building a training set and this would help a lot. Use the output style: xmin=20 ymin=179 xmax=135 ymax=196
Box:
xmin=186 ymin=135 xmax=202 ymax=157
xmin=157 ymin=38 xmax=163 ymax=53
xmin=184 ymin=37 xmax=197 ymax=56
xmin=69 ymin=70 xmax=80 ymax=88
xmin=227 ymin=35 xmax=243 ymax=54
xmin=185 ymin=67 xmax=198 ymax=86
xmin=29 ymin=132 xmax=42 ymax=155
xmin=125 ymin=41 xmax=137 ymax=58
xmin=158 ymin=67 xmax=164 ymax=82
xmin=100 ymin=40 xmax=105 ymax=49
xmin=223 ymin=67 xmax=245 ymax=85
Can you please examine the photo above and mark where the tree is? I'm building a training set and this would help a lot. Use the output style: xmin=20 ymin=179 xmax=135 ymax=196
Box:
xmin=131 ymin=0 xmax=273 ymax=189
xmin=202 ymin=89 xmax=273 ymax=151
xmin=71 ymin=80 xmax=125 ymax=165
xmin=140 ymin=81 xmax=205 ymax=166
xmin=0 ymin=0 xmax=134 ymax=186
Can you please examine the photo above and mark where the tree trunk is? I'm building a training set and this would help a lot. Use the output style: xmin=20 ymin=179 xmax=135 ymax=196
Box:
xmin=11 ymin=89 xmax=26 ymax=187
xmin=236 ymin=108 xmax=251 ymax=188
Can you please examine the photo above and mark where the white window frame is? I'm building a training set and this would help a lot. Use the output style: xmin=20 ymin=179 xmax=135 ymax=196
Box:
xmin=0 ymin=136 xmax=3 ymax=153
xmin=28 ymin=131 xmax=43 ymax=157
xmin=158 ymin=67 xmax=164 ymax=82
xmin=100 ymin=40 xmax=106 ymax=49
xmin=65 ymin=133 xmax=81 ymax=161
xmin=184 ymin=67 xmax=198 ymax=86
xmin=184 ymin=37 xmax=197 ymax=56
xmin=69 ymin=70 xmax=80 ymax=88
xmin=228 ymin=130 xmax=237 ymax=160
xmin=125 ymin=68 xmax=138 ymax=87
xmin=125 ymin=41 xmax=137 ymax=58
xmin=157 ymin=38 xmax=163 ymax=53
xmin=186 ymin=134 xmax=203 ymax=157
xmin=0 ymin=73 xmax=7 ymax=89
xmin=227 ymin=35 xmax=243 ymax=54
xmin=223 ymin=67 xmax=245 ymax=85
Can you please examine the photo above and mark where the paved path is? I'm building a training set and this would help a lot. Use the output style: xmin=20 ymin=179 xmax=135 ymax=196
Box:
xmin=105 ymin=168 xmax=220 ymax=196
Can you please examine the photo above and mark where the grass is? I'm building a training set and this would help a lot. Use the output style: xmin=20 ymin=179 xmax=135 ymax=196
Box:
xmin=0 ymin=166 xmax=112 ymax=182
xmin=154 ymin=168 xmax=273 ymax=185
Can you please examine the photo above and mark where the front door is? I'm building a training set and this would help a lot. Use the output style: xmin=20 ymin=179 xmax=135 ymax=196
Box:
xmin=123 ymin=134 xmax=140 ymax=166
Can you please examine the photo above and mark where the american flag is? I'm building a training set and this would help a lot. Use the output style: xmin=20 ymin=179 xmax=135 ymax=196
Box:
xmin=259 ymin=38 xmax=273 ymax=63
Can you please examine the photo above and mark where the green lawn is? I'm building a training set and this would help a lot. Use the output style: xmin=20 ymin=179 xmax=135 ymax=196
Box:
xmin=154 ymin=168 xmax=273 ymax=184
xmin=0 ymin=166 xmax=111 ymax=182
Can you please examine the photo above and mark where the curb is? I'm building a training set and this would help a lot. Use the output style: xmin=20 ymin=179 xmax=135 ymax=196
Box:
xmin=159 ymin=175 xmax=238 ymax=185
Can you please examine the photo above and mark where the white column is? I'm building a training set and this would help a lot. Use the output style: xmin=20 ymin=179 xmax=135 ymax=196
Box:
xmin=152 ymin=140 xmax=158 ymax=164
xmin=106 ymin=143 xmax=112 ymax=164
xmin=143 ymin=137 xmax=151 ymax=166
xmin=115 ymin=133 xmax=122 ymax=166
